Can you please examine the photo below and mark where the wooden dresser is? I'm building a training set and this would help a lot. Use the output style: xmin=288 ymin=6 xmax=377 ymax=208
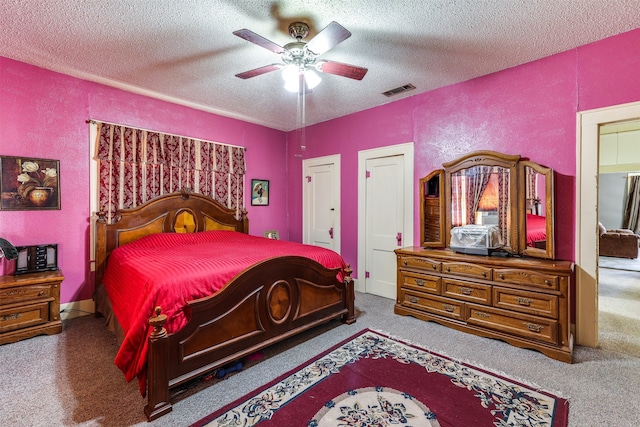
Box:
xmin=395 ymin=247 xmax=573 ymax=362
xmin=0 ymin=270 xmax=63 ymax=345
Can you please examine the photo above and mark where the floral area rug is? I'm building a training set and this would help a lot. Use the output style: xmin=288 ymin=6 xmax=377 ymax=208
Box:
xmin=192 ymin=329 xmax=568 ymax=427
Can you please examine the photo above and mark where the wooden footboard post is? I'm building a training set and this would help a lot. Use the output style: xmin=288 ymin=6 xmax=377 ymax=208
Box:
xmin=343 ymin=265 xmax=356 ymax=324
xmin=144 ymin=307 xmax=172 ymax=421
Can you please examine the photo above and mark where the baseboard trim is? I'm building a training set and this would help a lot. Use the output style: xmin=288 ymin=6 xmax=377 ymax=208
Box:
xmin=60 ymin=299 xmax=95 ymax=321
xmin=353 ymin=278 xmax=363 ymax=293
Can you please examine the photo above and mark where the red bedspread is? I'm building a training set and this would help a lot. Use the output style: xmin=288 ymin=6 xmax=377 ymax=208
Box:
xmin=102 ymin=230 xmax=347 ymax=395
xmin=526 ymin=214 xmax=547 ymax=245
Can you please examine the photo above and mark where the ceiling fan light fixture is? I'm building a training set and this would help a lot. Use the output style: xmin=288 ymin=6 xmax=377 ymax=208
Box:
xmin=283 ymin=67 xmax=321 ymax=92
xmin=304 ymin=69 xmax=321 ymax=89
xmin=282 ymin=64 xmax=298 ymax=83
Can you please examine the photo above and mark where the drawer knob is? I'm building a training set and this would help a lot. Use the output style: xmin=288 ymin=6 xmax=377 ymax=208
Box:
xmin=460 ymin=287 xmax=472 ymax=295
xmin=516 ymin=297 xmax=532 ymax=306
xmin=1 ymin=313 xmax=21 ymax=322
xmin=524 ymin=322 xmax=543 ymax=333
xmin=38 ymin=291 xmax=45 ymax=296
xmin=403 ymin=261 xmax=408 ymax=266
xmin=443 ymin=303 xmax=455 ymax=312
xmin=499 ymin=273 xmax=504 ymax=279
xmin=482 ymin=271 xmax=487 ymax=277
xmin=474 ymin=311 xmax=490 ymax=318
xmin=432 ymin=265 xmax=437 ymax=270
xmin=446 ymin=267 xmax=450 ymax=272
xmin=408 ymin=296 xmax=419 ymax=303
xmin=544 ymin=280 xmax=551 ymax=285
xmin=415 ymin=279 xmax=426 ymax=287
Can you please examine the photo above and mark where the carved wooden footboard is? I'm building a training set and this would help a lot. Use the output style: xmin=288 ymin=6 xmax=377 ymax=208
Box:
xmin=145 ymin=256 xmax=354 ymax=420
xmin=93 ymin=190 xmax=356 ymax=421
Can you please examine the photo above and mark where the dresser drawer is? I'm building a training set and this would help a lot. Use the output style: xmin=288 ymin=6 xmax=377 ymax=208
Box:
xmin=425 ymin=205 xmax=440 ymax=216
xmin=493 ymin=287 xmax=558 ymax=318
xmin=443 ymin=278 xmax=492 ymax=305
xmin=400 ymin=272 xmax=441 ymax=294
xmin=493 ymin=268 xmax=558 ymax=290
xmin=441 ymin=262 xmax=492 ymax=280
xmin=424 ymin=217 xmax=440 ymax=227
xmin=0 ymin=284 xmax=52 ymax=305
xmin=466 ymin=304 xmax=558 ymax=344
xmin=399 ymin=256 xmax=441 ymax=273
xmin=399 ymin=289 xmax=465 ymax=321
xmin=0 ymin=301 xmax=50 ymax=333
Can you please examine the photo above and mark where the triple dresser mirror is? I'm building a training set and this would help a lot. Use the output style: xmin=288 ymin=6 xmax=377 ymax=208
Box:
xmin=402 ymin=150 xmax=570 ymax=363
xmin=420 ymin=150 xmax=555 ymax=260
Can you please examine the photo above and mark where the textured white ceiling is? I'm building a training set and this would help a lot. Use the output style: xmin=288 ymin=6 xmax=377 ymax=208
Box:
xmin=2 ymin=1 xmax=640 ymax=131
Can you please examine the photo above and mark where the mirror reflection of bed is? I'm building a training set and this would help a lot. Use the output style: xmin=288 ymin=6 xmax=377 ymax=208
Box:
xmin=521 ymin=160 xmax=554 ymax=258
xmin=525 ymin=166 xmax=547 ymax=250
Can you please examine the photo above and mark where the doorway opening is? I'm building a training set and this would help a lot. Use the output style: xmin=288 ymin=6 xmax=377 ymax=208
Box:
xmin=597 ymin=120 xmax=640 ymax=357
xmin=576 ymin=100 xmax=640 ymax=349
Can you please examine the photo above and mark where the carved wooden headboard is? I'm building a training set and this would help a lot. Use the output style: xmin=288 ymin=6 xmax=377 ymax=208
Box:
xmin=94 ymin=189 xmax=249 ymax=286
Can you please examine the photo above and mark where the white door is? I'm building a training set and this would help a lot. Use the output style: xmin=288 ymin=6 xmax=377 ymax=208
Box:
xmin=303 ymin=155 xmax=340 ymax=253
xmin=365 ymin=155 xmax=405 ymax=299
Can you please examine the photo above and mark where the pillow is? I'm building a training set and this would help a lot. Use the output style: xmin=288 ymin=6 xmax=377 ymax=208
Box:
xmin=598 ymin=222 xmax=607 ymax=236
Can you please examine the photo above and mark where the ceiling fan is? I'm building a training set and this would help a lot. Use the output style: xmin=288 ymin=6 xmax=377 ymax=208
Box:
xmin=233 ymin=21 xmax=368 ymax=90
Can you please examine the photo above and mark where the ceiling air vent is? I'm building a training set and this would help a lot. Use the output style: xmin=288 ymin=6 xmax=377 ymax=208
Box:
xmin=382 ymin=84 xmax=416 ymax=97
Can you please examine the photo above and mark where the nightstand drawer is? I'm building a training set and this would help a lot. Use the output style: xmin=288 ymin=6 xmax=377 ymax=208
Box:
xmin=0 ymin=270 xmax=63 ymax=344
xmin=466 ymin=304 xmax=558 ymax=344
xmin=0 ymin=301 xmax=50 ymax=333
xmin=493 ymin=287 xmax=558 ymax=318
xmin=0 ymin=284 xmax=52 ymax=305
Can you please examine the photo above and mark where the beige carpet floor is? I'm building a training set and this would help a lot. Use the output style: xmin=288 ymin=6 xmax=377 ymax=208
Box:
xmin=2 ymin=292 xmax=640 ymax=426
xmin=598 ymin=266 xmax=640 ymax=357
xmin=599 ymin=255 xmax=640 ymax=272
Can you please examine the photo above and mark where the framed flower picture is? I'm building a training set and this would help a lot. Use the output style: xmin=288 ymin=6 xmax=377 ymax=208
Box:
xmin=0 ymin=156 xmax=60 ymax=210
xmin=251 ymin=179 xmax=269 ymax=206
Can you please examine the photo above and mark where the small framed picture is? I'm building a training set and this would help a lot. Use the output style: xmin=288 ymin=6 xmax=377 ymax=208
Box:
xmin=264 ymin=230 xmax=279 ymax=240
xmin=251 ymin=179 xmax=269 ymax=206
xmin=0 ymin=156 xmax=61 ymax=210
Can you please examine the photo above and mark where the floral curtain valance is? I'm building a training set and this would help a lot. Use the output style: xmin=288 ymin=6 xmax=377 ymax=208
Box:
xmin=94 ymin=121 xmax=246 ymax=223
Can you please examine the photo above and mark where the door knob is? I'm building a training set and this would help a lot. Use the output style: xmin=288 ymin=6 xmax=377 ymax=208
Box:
xmin=329 ymin=227 xmax=334 ymax=239
xmin=396 ymin=232 xmax=402 ymax=246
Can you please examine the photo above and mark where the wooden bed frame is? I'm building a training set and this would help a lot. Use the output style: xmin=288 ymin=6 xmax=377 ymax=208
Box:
xmin=94 ymin=189 xmax=355 ymax=421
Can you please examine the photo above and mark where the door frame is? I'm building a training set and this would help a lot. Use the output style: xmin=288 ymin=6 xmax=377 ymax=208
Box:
xmin=576 ymin=100 xmax=640 ymax=347
xmin=302 ymin=154 xmax=341 ymax=254
xmin=357 ymin=143 xmax=414 ymax=294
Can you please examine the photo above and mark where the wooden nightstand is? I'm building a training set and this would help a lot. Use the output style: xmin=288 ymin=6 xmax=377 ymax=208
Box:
xmin=0 ymin=270 xmax=63 ymax=345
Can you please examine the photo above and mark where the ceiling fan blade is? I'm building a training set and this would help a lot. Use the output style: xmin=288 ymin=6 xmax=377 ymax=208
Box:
xmin=306 ymin=21 xmax=351 ymax=55
xmin=235 ymin=64 xmax=282 ymax=79
xmin=233 ymin=29 xmax=285 ymax=54
xmin=317 ymin=60 xmax=368 ymax=80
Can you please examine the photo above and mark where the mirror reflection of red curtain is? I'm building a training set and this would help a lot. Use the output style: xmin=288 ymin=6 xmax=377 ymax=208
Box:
xmin=451 ymin=174 xmax=464 ymax=227
xmin=95 ymin=122 xmax=245 ymax=223
xmin=465 ymin=166 xmax=492 ymax=224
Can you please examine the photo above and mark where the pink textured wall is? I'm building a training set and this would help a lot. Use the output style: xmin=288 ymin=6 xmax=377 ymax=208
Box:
xmin=0 ymin=57 xmax=286 ymax=304
xmin=287 ymin=27 xmax=640 ymax=277
xmin=2 ymin=27 xmax=640 ymax=303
